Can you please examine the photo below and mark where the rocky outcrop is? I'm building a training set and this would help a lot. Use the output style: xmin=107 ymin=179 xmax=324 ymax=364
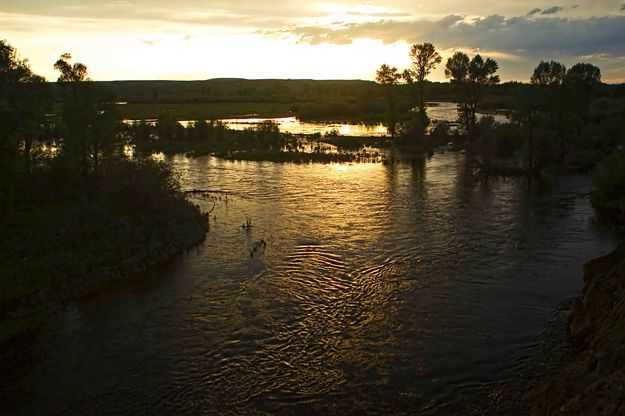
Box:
xmin=531 ymin=242 xmax=625 ymax=415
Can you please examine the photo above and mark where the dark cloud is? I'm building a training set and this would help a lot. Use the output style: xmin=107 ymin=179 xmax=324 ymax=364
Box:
xmin=541 ymin=6 xmax=564 ymax=15
xmin=527 ymin=8 xmax=542 ymax=17
xmin=271 ymin=14 xmax=625 ymax=58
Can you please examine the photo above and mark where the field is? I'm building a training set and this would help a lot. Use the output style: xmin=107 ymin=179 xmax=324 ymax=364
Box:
xmin=117 ymin=102 xmax=295 ymax=120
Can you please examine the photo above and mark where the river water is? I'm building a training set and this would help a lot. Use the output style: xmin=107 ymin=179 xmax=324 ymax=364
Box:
xmin=215 ymin=103 xmax=508 ymax=137
xmin=1 ymin=153 xmax=620 ymax=415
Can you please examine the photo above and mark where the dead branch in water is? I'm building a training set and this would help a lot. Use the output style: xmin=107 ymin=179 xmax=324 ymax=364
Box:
xmin=207 ymin=202 xmax=216 ymax=215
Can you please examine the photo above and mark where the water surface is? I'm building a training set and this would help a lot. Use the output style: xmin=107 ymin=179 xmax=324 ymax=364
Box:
xmin=1 ymin=153 xmax=618 ymax=415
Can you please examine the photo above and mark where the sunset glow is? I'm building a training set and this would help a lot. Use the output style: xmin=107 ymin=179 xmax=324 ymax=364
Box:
xmin=2 ymin=0 xmax=624 ymax=82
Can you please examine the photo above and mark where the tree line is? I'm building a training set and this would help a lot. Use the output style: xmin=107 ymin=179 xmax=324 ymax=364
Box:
xmin=376 ymin=44 xmax=613 ymax=174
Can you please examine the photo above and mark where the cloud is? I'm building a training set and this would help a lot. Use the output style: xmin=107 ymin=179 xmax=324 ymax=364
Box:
xmin=541 ymin=6 xmax=564 ymax=15
xmin=621 ymin=3 xmax=625 ymax=11
xmin=527 ymin=8 xmax=542 ymax=17
xmin=344 ymin=11 xmax=412 ymax=18
xmin=270 ymin=14 xmax=625 ymax=58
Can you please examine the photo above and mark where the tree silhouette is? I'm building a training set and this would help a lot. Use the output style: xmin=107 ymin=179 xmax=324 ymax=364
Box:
xmin=54 ymin=53 xmax=116 ymax=177
xmin=445 ymin=52 xmax=499 ymax=133
xmin=406 ymin=43 xmax=442 ymax=124
xmin=375 ymin=64 xmax=402 ymax=139
xmin=530 ymin=60 xmax=567 ymax=152
xmin=564 ymin=63 xmax=601 ymax=89
xmin=467 ymin=55 xmax=500 ymax=128
xmin=564 ymin=63 xmax=601 ymax=126
xmin=531 ymin=61 xmax=566 ymax=86
xmin=444 ymin=52 xmax=471 ymax=131
xmin=54 ymin=53 xmax=89 ymax=83
xmin=0 ymin=40 xmax=51 ymax=216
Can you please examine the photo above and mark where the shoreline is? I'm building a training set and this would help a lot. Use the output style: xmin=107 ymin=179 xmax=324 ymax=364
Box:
xmin=531 ymin=242 xmax=625 ymax=415
xmin=0 ymin=162 xmax=210 ymax=344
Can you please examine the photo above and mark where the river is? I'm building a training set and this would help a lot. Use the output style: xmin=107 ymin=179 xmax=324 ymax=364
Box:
xmin=0 ymin=153 xmax=619 ymax=415
xmin=213 ymin=102 xmax=508 ymax=137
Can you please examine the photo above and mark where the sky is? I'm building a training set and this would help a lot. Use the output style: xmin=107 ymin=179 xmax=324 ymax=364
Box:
xmin=1 ymin=0 xmax=624 ymax=82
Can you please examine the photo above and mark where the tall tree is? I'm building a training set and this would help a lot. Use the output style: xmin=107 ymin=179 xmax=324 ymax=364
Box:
xmin=407 ymin=43 xmax=442 ymax=120
xmin=563 ymin=63 xmax=601 ymax=89
xmin=54 ymin=54 xmax=116 ymax=177
xmin=444 ymin=52 xmax=471 ymax=131
xmin=467 ymin=55 xmax=500 ymax=129
xmin=531 ymin=60 xmax=567 ymax=152
xmin=531 ymin=60 xmax=566 ymax=86
xmin=375 ymin=64 xmax=402 ymax=139
xmin=0 ymin=40 xmax=51 ymax=216
xmin=563 ymin=62 xmax=601 ymax=125
xmin=445 ymin=52 xmax=499 ymax=133
xmin=54 ymin=53 xmax=92 ymax=175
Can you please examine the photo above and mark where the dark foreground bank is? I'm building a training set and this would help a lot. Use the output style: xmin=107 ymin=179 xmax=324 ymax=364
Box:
xmin=0 ymin=158 xmax=208 ymax=342
xmin=531 ymin=242 xmax=625 ymax=415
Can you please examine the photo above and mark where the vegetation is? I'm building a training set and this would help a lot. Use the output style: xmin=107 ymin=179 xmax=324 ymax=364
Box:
xmin=0 ymin=41 xmax=208 ymax=342
xmin=405 ymin=43 xmax=442 ymax=132
xmin=445 ymin=52 xmax=500 ymax=133
xmin=375 ymin=64 xmax=402 ymax=138
xmin=591 ymin=152 xmax=625 ymax=220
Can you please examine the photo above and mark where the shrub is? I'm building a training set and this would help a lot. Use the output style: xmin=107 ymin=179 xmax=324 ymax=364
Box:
xmin=591 ymin=151 xmax=625 ymax=219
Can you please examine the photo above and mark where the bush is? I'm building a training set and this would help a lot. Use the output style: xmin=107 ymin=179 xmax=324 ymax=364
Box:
xmin=591 ymin=151 xmax=625 ymax=219
xmin=0 ymin=155 xmax=208 ymax=340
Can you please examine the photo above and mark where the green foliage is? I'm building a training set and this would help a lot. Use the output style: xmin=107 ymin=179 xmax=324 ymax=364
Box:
xmin=531 ymin=61 xmax=566 ymax=86
xmin=0 ymin=44 xmax=209 ymax=342
xmin=0 ymin=39 xmax=52 ymax=218
xmin=54 ymin=54 xmax=118 ymax=176
xmin=430 ymin=120 xmax=451 ymax=142
xmin=376 ymin=64 xmax=402 ymax=138
xmin=0 ymin=157 xmax=208 ymax=340
xmin=445 ymin=52 xmax=500 ymax=133
xmin=564 ymin=63 xmax=602 ymax=89
xmin=591 ymin=152 xmax=625 ymax=219
xmin=406 ymin=43 xmax=442 ymax=123
xmin=398 ymin=110 xmax=428 ymax=143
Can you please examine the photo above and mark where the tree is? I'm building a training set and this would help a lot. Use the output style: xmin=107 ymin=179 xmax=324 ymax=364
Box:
xmin=563 ymin=63 xmax=601 ymax=89
xmin=445 ymin=52 xmax=471 ymax=131
xmin=531 ymin=60 xmax=567 ymax=152
xmin=407 ymin=43 xmax=442 ymax=119
xmin=375 ymin=64 xmax=402 ymax=138
xmin=510 ymin=86 xmax=541 ymax=175
xmin=444 ymin=51 xmax=470 ymax=82
xmin=55 ymin=53 xmax=92 ymax=175
xmin=0 ymin=40 xmax=51 ymax=216
xmin=563 ymin=63 xmax=601 ymax=126
xmin=54 ymin=53 xmax=89 ymax=83
xmin=531 ymin=61 xmax=566 ymax=86
xmin=445 ymin=52 xmax=499 ymax=133
xmin=54 ymin=53 xmax=116 ymax=177
xmin=467 ymin=55 xmax=500 ymax=128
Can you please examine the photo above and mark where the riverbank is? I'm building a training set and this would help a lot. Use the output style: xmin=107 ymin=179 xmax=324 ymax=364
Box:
xmin=531 ymin=241 xmax=625 ymax=415
xmin=0 ymin=159 xmax=209 ymax=343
